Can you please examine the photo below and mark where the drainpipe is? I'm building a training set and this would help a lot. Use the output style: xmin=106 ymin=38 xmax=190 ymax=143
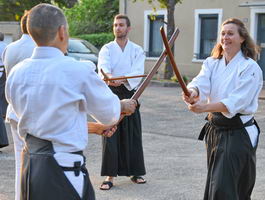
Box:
xmin=124 ymin=0 xmax=127 ymax=14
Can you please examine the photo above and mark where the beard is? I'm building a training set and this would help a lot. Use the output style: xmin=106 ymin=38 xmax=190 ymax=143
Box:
xmin=115 ymin=30 xmax=128 ymax=39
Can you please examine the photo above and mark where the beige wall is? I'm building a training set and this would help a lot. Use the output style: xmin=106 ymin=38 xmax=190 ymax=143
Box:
xmin=0 ymin=22 xmax=21 ymax=44
xmin=121 ymin=0 xmax=255 ymax=79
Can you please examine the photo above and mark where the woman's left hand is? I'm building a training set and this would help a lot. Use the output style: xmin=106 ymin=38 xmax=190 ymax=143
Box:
xmin=188 ymin=102 xmax=207 ymax=113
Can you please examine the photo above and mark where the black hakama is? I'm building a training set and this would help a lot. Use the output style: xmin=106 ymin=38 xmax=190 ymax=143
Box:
xmin=199 ymin=112 xmax=259 ymax=200
xmin=101 ymin=85 xmax=146 ymax=177
xmin=21 ymin=134 xmax=95 ymax=200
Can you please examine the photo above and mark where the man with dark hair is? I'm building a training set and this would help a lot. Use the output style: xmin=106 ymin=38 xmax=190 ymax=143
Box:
xmin=6 ymin=4 xmax=137 ymax=200
xmin=2 ymin=11 xmax=36 ymax=200
xmin=0 ymin=32 xmax=8 ymax=151
xmin=115 ymin=14 xmax=131 ymax=27
xmin=98 ymin=14 xmax=146 ymax=190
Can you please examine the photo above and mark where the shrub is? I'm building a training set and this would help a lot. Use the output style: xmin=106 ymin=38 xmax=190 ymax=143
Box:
xmin=74 ymin=32 xmax=114 ymax=49
xmin=171 ymin=75 xmax=189 ymax=84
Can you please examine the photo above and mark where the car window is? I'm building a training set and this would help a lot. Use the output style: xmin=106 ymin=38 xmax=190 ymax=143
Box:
xmin=82 ymin=40 xmax=99 ymax=54
xmin=68 ymin=40 xmax=92 ymax=54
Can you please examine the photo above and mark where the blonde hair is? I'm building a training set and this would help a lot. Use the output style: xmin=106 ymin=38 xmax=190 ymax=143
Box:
xmin=21 ymin=10 xmax=29 ymax=34
xmin=211 ymin=18 xmax=259 ymax=60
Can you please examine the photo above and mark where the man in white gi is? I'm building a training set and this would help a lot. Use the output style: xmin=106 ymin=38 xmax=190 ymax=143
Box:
xmin=0 ymin=32 xmax=8 ymax=150
xmin=2 ymin=11 xmax=35 ymax=200
xmin=5 ymin=4 xmax=137 ymax=200
xmin=98 ymin=14 xmax=146 ymax=190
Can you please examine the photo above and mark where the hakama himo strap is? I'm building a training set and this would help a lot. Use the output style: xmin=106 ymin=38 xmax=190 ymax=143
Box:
xmin=198 ymin=112 xmax=256 ymax=140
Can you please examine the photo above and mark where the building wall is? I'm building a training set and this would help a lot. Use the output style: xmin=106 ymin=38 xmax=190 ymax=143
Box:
xmin=121 ymin=0 xmax=255 ymax=79
xmin=0 ymin=22 xmax=21 ymax=44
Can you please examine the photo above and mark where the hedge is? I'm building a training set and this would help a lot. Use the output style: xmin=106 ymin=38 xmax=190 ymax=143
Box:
xmin=73 ymin=32 xmax=114 ymax=49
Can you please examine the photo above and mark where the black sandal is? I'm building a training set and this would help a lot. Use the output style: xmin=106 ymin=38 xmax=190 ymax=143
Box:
xmin=130 ymin=176 xmax=146 ymax=184
xmin=100 ymin=181 xmax=113 ymax=190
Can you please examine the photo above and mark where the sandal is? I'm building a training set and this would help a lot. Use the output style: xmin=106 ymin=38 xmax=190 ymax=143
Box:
xmin=99 ymin=181 xmax=113 ymax=190
xmin=130 ymin=176 xmax=146 ymax=184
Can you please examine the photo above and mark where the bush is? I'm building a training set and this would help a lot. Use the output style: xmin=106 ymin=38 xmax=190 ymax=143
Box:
xmin=171 ymin=75 xmax=189 ymax=84
xmin=74 ymin=32 xmax=114 ymax=49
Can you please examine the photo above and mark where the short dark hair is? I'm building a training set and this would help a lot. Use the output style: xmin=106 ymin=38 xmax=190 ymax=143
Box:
xmin=21 ymin=10 xmax=29 ymax=34
xmin=0 ymin=32 xmax=4 ymax=41
xmin=27 ymin=3 xmax=67 ymax=45
xmin=114 ymin=14 xmax=131 ymax=27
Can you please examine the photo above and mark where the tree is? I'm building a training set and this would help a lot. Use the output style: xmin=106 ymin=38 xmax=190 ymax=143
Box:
xmin=0 ymin=0 xmax=78 ymax=21
xmin=133 ymin=0 xmax=182 ymax=79
xmin=64 ymin=0 xmax=119 ymax=35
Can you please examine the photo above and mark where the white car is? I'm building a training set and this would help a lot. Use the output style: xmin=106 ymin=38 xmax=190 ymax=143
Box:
xmin=67 ymin=38 xmax=99 ymax=71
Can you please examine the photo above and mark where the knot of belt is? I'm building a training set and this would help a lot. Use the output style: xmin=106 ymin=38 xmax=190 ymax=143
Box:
xmin=61 ymin=161 xmax=86 ymax=176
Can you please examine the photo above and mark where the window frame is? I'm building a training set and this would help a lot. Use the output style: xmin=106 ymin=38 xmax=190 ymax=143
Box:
xmin=250 ymin=7 xmax=265 ymax=41
xmin=144 ymin=10 xmax=167 ymax=60
xmin=199 ymin=14 xmax=218 ymax=59
xmin=193 ymin=9 xmax=223 ymax=63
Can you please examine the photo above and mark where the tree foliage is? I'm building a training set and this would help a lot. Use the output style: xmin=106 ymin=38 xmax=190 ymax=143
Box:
xmin=0 ymin=0 xmax=78 ymax=21
xmin=132 ymin=0 xmax=182 ymax=8
xmin=64 ymin=0 xmax=119 ymax=36
xmin=132 ymin=0 xmax=182 ymax=79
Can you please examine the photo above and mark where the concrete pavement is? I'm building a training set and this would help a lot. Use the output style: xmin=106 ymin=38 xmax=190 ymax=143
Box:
xmin=0 ymin=85 xmax=265 ymax=200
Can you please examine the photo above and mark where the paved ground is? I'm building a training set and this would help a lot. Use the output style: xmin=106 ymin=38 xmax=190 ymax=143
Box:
xmin=0 ymin=85 xmax=265 ymax=200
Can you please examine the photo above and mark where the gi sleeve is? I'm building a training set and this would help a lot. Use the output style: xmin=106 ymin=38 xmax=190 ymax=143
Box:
xmin=80 ymin=60 xmax=97 ymax=72
xmin=187 ymin=58 xmax=212 ymax=102
xmin=2 ymin=47 xmax=13 ymax=76
xmin=220 ymin=63 xmax=263 ymax=118
xmin=81 ymin=66 xmax=121 ymax=125
xmin=97 ymin=45 xmax=111 ymax=79
xmin=5 ymin=70 xmax=13 ymax=113
xmin=125 ymin=47 xmax=145 ymax=90
xmin=4 ymin=67 xmax=19 ymax=123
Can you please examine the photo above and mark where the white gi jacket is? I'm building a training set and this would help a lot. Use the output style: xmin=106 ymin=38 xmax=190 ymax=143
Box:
xmin=2 ymin=34 xmax=36 ymax=122
xmin=97 ymin=40 xmax=145 ymax=90
xmin=188 ymin=50 xmax=263 ymax=146
xmin=5 ymin=47 xmax=121 ymax=153
xmin=2 ymin=34 xmax=36 ymax=76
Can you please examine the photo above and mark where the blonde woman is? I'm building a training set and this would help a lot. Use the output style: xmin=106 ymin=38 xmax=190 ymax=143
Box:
xmin=183 ymin=18 xmax=263 ymax=200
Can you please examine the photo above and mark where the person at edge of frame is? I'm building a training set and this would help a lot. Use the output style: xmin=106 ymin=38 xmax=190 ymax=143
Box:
xmin=183 ymin=18 xmax=263 ymax=200
xmin=0 ymin=32 xmax=8 ymax=151
xmin=2 ymin=11 xmax=36 ymax=200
